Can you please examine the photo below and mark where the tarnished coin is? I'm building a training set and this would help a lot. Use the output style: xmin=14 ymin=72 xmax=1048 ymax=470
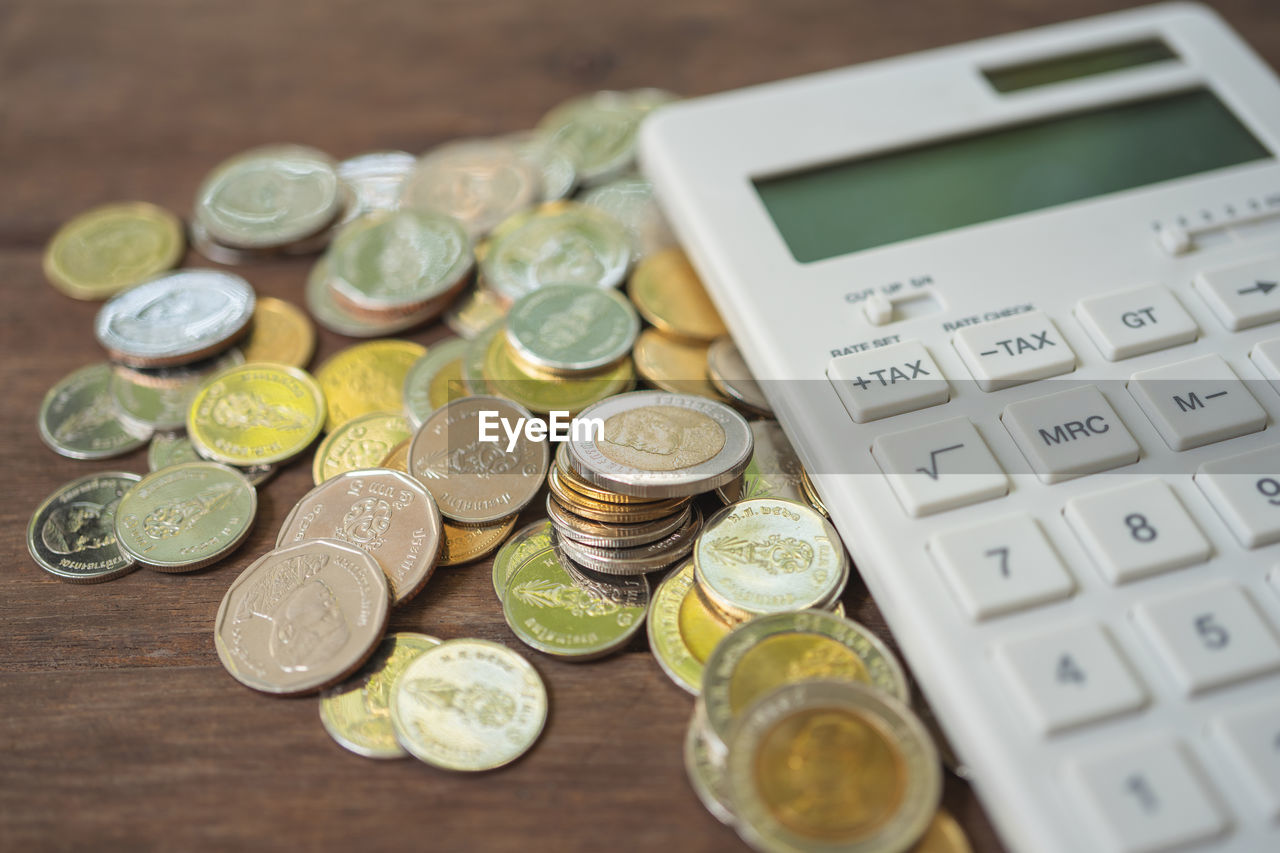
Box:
xmin=547 ymin=495 xmax=691 ymax=549
xmin=483 ymin=328 xmax=635 ymax=416
xmin=537 ymin=89 xmax=676 ymax=184
xmin=315 ymin=339 xmax=425 ymax=432
xmin=306 ymin=257 xmax=438 ymax=339
xmin=328 ymin=210 xmax=472 ymax=312
xmin=501 ymin=548 xmax=648 ymax=660
xmin=686 ymin=702 xmax=735 ymax=826
xmin=633 ymin=328 xmax=725 ymax=400
xmin=241 ymin=296 xmax=316 ymax=368
xmin=146 ymin=431 xmax=276 ymax=486
xmin=727 ymin=681 xmax=941 ymax=853
xmin=701 ymin=610 xmax=909 ymax=755
xmin=628 ymin=248 xmax=728 ymax=342
xmin=481 ymin=201 xmax=633 ymax=302
xmin=505 ymin=283 xmax=639 ymax=374
xmin=580 ymin=175 xmax=676 ymax=259
xmin=400 ymin=139 xmax=542 ymax=238
xmin=277 ymin=469 xmax=442 ymax=605
xmin=444 ymin=284 xmax=508 ymax=339
xmin=492 ymin=519 xmax=554 ymax=598
xmin=27 ymin=472 xmax=140 ymax=584
xmin=188 ymin=363 xmax=326 ymax=466
xmin=717 ymin=421 xmax=805 ymax=505
xmin=109 ymin=348 xmax=244 ymax=433
xmin=437 ymin=514 xmax=518 ymax=568
xmin=552 ymin=507 xmax=701 ymax=576
xmin=43 ymin=201 xmax=184 ymax=300
xmin=94 ymin=269 xmax=256 ymax=368
xmin=403 ymin=337 xmax=471 ymax=428
xmin=312 ymin=411 xmax=412 ymax=485
xmin=214 ymin=539 xmax=391 ymax=696
xmin=114 ymin=462 xmax=256 ymax=572
xmin=319 ymin=631 xmax=441 ymax=759
xmin=648 ymin=562 xmax=704 ymax=695
xmin=337 ymin=150 xmax=416 ymax=221
xmin=566 ymin=390 xmax=752 ymax=498
xmin=389 ymin=638 xmax=547 ymax=771
xmin=195 ymin=144 xmax=342 ymax=249
xmin=408 ymin=396 xmax=548 ymax=524
xmin=707 ymin=337 xmax=772 ymax=416
xmin=38 ymin=363 xmax=151 ymax=459
xmin=695 ymin=498 xmax=847 ymax=621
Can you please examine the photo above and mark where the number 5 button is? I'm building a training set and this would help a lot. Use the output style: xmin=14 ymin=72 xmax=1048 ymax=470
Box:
xmin=1195 ymin=445 xmax=1280 ymax=548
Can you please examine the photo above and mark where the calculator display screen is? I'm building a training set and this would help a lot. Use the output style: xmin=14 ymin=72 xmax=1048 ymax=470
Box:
xmin=753 ymin=88 xmax=1271 ymax=263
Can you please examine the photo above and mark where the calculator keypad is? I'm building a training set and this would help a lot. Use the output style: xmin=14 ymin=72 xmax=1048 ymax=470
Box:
xmin=953 ymin=310 xmax=1076 ymax=391
xmin=1128 ymin=355 xmax=1267 ymax=451
xmin=1001 ymin=386 xmax=1140 ymax=484
xmin=1195 ymin=445 xmax=1280 ymax=548
xmin=1195 ymin=257 xmax=1280 ymax=331
xmin=1075 ymin=286 xmax=1199 ymax=361
xmin=871 ymin=417 xmax=1007 ymax=517
xmin=826 ymin=340 xmax=949 ymax=422
xmin=1211 ymin=700 xmax=1280 ymax=820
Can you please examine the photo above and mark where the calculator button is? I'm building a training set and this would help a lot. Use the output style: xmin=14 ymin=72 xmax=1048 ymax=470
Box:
xmin=1249 ymin=338 xmax=1280 ymax=393
xmin=1064 ymin=480 xmax=1211 ymax=584
xmin=1211 ymin=699 xmax=1280 ymax=820
xmin=1195 ymin=445 xmax=1280 ymax=548
xmin=1128 ymin=354 xmax=1267 ymax=451
xmin=1132 ymin=583 xmax=1280 ymax=695
xmin=1194 ymin=255 xmax=1280 ymax=331
xmin=826 ymin=340 xmax=949 ymax=423
xmin=871 ymin=417 xmax=1007 ymax=517
xmin=992 ymin=622 xmax=1146 ymax=736
xmin=1001 ymin=386 xmax=1139 ymax=484
xmin=1075 ymin=286 xmax=1198 ymax=361
xmin=929 ymin=514 xmax=1074 ymax=620
xmin=1067 ymin=738 xmax=1228 ymax=853
xmin=952 ymin=310 xmax=1075 ymax=391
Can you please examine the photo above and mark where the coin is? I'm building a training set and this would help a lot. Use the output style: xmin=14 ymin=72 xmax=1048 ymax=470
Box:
xmin=481 ymin=201 xmax=633 ymax=302
xmin=695 ymin=498 xmax=847 ymax=621
xmin=306 ymin=257 xmax=438 ymax=338
xmin=800 ymin=467 xmax=829 ymax=518
xmin=328 ymin=210 xmax=473 ymax=312
xmin=315 ymin=339 xmax=425 ymax=432
xmin=109 ymin=348 xmax=244 ymax=433
xmin=94 ymin=269 xmax=256 ymax=368
xmin=319 ymin=631 xmax=442 ymax=759
xmin=403 ymin=337 xmax=471 ymax=428
xmin=685 ymin=702 xmax=735 ymax=826
xmin=501 ymin=548 xmax=648 ymax=660
xmin=505 ymin=283 xmax=639 ymax=374
xmin=483 ymin=328 xmax=635 ymax=416
xmin=400 ymin=139 xmax=542 ymax=239
xmin=277 ymin=469 xmax=442 ymax=605
xmin=336 ymin=150 xmax=416 ymax=222
xmin=444 ymin=284 xmax=508 ymax=339
xmin=628 ymin=248 xmax=728 ymax=342
xmin=43 ymin=201 xmax=184 ymax=300
xmin=580 ymin=175 xmax=676 ymax=259
xmin=551 ymin=444 xmax=655 ymax=505
xmin=27 ymin=472 xmax=141 ymax=584
xmin=912 ymin=811 xmax=971 ymax=853
xmin=547 ymin=495 xmax=691 ymax=548
xmin=408 ymin=396 xmax=548 ymax=524
xmin=633 ymin=328 xmax=725 ymax=400
xmin=148 ymin=431 xmax=202 ymax=470
xmin=241 ymin=296 xmax=316 ymax=368
xmin=716 ymin=421 xmax=805 ymax=505
xmin=546 ymin=464 xmax=691 ymax=522
xmin=461 ymin=321 xmax=500 ymax=394
xmin=566 ymin=390 xmax=752 ymax=498
xmin=114 ymin=462 xmax=256 ymax=572
xmin=681 ymin=574 xmax=736 ymax=665
xmin=537 ymin=89 xmax=675 ymax=185
xmin=504 ymin=131 xmax=578 ymax=202
xmin=389 ymin=638 xmax=548 ymax=770
xmin=188 ymin=363 xmax=326 ymax=466
xmin=707 ymin=336 xmax=772 ymax=416
xmin=492 ymin=519 xmax=554 ymax=598
xmin=552 ymin=507 xmax=700 ymax=575
xmin=311 ymin=411 xmax=412 ymax=484
xmin=38 ymin=363 xmax=151 ymax=459
xmin=726 ymin=680 xmax=940 ymax=853
xmin=648 ymin=562 xmax=703 ymax=694
xmin=195 ymin=144 xmax=342 ymax=249
xmin=214 ymin=539 xmax=391 ymax=696
xmin=438 ymin=514 xmax=518 ymax=568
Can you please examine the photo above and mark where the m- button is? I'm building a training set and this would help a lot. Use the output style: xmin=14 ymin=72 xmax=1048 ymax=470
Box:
xmin=1002 ymin=386 xmax=1140 ymax=484
xmin=827 ymin=340 xmax=949 ymax=423
xmin=1128 ymin=354 xmax=1266 ymax=451
xmin=953 ymin=310 xmax=1075 ymax=391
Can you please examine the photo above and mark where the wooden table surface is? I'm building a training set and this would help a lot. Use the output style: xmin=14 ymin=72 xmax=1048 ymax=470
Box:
xmin=4 ymin=1 xmax=1278 ymax=850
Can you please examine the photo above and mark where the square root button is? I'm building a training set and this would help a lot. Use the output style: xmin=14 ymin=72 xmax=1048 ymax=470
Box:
xmin=1002 ymin=386 xmax=1140 ymax=484
xmin=827 ymin=340 xmax=949 ymax=423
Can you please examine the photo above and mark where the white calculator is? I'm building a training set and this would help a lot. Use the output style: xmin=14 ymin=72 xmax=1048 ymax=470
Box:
xmin=641 ymin=4 xmax=1280 ymax=851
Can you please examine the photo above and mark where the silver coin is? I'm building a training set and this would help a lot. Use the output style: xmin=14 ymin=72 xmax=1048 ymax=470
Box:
xmin=715 ymin=420 xmax=803 ymax=505
xmin=400 ymin=138 xmax=541 ymax=239
xmin=504 ymin=283 xmax=639 ymax=373
xmin=502 ymin=131 xmax=578 ymax=202
xmin=94 ymin=269 xmax=255 ymax=367
xmin=38 ymin=363 xmax=151 ymax=459
xmin=537 ymin=89 xmax=677 ymax=186
xmin=305 ymin=257 xmax=438 ymax=338
xmin=402 ymin=337 xmax=470 ymax=428
xmin=551 ymin=506 xmax=701 ymax=576
xmin=110 ymin=348 xmax=244 ymax=433
xmin=706 ymin=337 xmax=772 ymax=416
xmin=685 ymin=702 xmax=735 ymax=826
xmin=545 ymin=494 xmax=692 ymax=549
xmin=27 ymin=472 xmax=141 ymax=584
xmin=337 ymin=150 xmax=416 ymax=221
xmin=580 ymin=175 xmax=676 ymax=259
xmin=147 ymin=432 xmax=276 ymax=486
xmin=327 ymin=210 xmax=473 ymax=312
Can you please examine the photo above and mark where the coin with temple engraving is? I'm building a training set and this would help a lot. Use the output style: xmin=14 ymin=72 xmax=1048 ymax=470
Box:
xmin=214 ymin=539 xmax=391 ymax=696
xmin=43 ymin=201 xmax=185 ymax=300
xmin=27 ymin=472 xmax=141 ymax=584
xmin=408 ymin=396 xmax=548 ymax=524
xmin=187 ymin=362 xmax=326 ymax=466
xmin=109 ymin=348 xmax=245 ymax=434
xmin=389 ymin=638 xmax=547 ymax=771
xmin=276 ymin=469 xmax=442 ymax=606
xmin=491 ymin=519 xmax=554 ymax=598
xmin=311 ymin=411 xmax=412 ymax=485
xmin=315 ymin=340 xmax=425 ymax=432
xmin=38 ymin=363 xmax=151 ymax=460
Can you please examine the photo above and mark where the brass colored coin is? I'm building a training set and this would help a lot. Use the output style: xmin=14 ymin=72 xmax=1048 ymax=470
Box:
xmin=27 ymin=472 xmax=140 ymax=584
xmin=680 ymin=575 xmax=736 ymax=666
xmin=707 ymin=336 xmax=772 ymax=416
xmin=648 ymin=562 xmax=703 ymax=694
xmin=187 ymin=363 xmax=325 ymax=466
xmin=444 ymin=284 xmax=508 ymax=340
xmin=716 ymin=421 xmax=806 ymax=505
xmin=277 ymin=469 xmax=442 ymax=606
xmin=628 ymin=248 xmax=727 ymax=342
xmin=380 ymin=438 xmax=410 ymax=473
xmin=114 ymin=462 xmax=256 ymax=572
xmin=483 ymin=329 xmax=635 ymax=416
xmin=492 ymin=520 xmax=553 ymax=597
xmin=633 ymin=328 xmax=725 ymax=400
xmin=315 ymin=340 xmax=426 ymax=432
xmin=546 ymin=464 xmax=690 ymax=523
xmin=685 ymin=702 xmax=735 ymax=826
xmin=408 ymin=396 xmax=548 ymax=524
xmin=438 ymin=514 xmax=517 ymax=568
xmin=403 ymin=337 xmax=471 ymax=428
xmin=701 ymin=610 xmax=909 ymax=753
xmin=311 ymin=411 xmax=412 ymax=484
xmin=241 ymin=296 xmax=316 ymax=368
xmin=800 ymin=467 xmax=829 ymax=518
xmin=214 ymin=540 xmax=391 ymax=696
xmin=553 ymin=444 xmax=651 ymax=504
xmin=319 ymin=632 xmax=442 ymax=759
xmin=43 ymin=201 xmax=184 ymax=300
xmin=912 ymin=811 xmax=971 ymax=853
xmin=727 ymin=681 xmax=940 ymax=853
xmin=388 ymin=638 xmax=547 ymax=771
xmin=547 ymin=495 xmax=691 ymax=549
xmin=38 ymin=363 xmax=151 ymax=460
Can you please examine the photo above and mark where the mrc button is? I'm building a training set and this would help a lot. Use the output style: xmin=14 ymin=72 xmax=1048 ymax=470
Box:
xmin=827 ymin=340 xmax=949 ymax=423
xmin=1002 ymin=385 xmax=1140 ymax=484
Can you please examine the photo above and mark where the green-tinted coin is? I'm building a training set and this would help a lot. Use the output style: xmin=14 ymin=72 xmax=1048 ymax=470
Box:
xmin=402 ymin=337 xmax=471 ymax=428
xmin=491 ymin=519 xmax=554 ymax=599
xmin=39 ymin=363 xmax=151 ymax=460
xmin=483 ymin=327 xmax=635 ymax=416
xmin=505 ymin=283 xmax=639 ymax=373
xmin=537 ymin=89 xmax=676 ymax=185
xmin=328 ymin=210 xmax=473 ymax=311
xmin=580 ymin=175 xmax=675 ymax=258
xmin=715 ymin=421 xmax=806 ymax=505
xmin=148 ymin=432 xmax=203 ymax=470
xmin=110 ymin=349 xmax=244 ymax=433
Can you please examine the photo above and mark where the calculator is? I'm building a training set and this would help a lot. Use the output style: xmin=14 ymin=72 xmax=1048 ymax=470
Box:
xmin=640 ymin=4 xmax=1280 ymax=851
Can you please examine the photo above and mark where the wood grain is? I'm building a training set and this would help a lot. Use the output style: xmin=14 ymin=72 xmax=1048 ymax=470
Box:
xmin=2 ymin=1 xmax=1276 ymax=850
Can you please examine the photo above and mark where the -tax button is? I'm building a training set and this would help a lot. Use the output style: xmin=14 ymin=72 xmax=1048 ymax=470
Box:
xmin=953 ymin=310 xmax=1075 ymax=391
xmin=1002 ymin=386 xmax=1140 ymax=484
xmin=827 ymin=340 xmax=949 ymax=423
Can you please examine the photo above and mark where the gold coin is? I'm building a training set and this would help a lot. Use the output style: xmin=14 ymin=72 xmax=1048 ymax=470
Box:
xmin=43 ymin=201 xmax=184 ymax=300
xmin=679 ymin=577 xmax=735 ymax=664
xmin=438 ymin=514 xmax=518 ymax=567
xmin=912 ymin=811 xmax=971 ymax=853
xmin=443 ymin=284 xmax=508 ymax=339
xmin=241 ymin=296 xmax=316 ymax=368
xmin=187 ymin=363 xmax=326 ymax=467
xmin=484 ymin=330 xmax=634 ymax=416
xmin=633 ymin=328 xmax=725 ymax=400
xmin=628 ymin=248 xmax=727 ymax=342
xmin=311 ymin=411 xmax=412 ymax=484
xmin=380 ymin=438 xmax=411 ymax=472
xmin=801 ymin=467 xmax=829 ymax=518
xmin=491 ymin=519 xmax=553 ymax=597
xmin=648 ymin=562 xmax=705 ymax=694
xmin=315 ymin=339 xmax=426 ymax=432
